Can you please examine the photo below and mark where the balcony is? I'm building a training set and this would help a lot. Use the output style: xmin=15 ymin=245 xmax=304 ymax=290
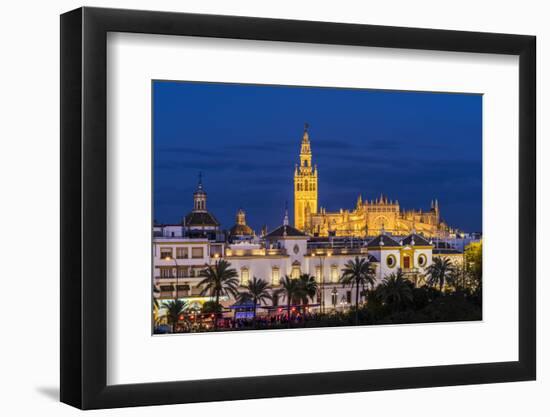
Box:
xmin=155 ymin=275 xmax=202 ymax=282
xmin=225 ymin=248 xmax=287 ymax=257
xmin=307 ymin=247 xmax=368 ymax=257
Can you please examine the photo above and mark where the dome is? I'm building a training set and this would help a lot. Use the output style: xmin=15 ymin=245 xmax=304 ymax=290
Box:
xmin=229 ymin=209 xmax=254 ymax=238
xmin=229 ymin=223 xmax=254 ymax=237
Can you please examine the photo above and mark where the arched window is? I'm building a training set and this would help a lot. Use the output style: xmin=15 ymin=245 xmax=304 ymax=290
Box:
xmin=240 ymin=267 xmax=250 ymax=285
xmin=271 ymin=267 xmax=280 ymax=286
xmin=331 ymin=265 xmax=339 ymax=282
xmin=291 ymin=261 xmax=301 ymax=279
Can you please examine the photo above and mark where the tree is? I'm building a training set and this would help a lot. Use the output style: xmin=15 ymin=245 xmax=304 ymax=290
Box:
xmin=275 ymin=275 xmax=299 ymax=328
xmin=236 ymin=277 xmax=272 ymax=325
xmin=153 ymin=297 xmax=164 ymax=326
xmin=426 ymin=257 xmax=454 ymax=292
xmin=339 ymin=256 xmax=376 ymax=325
xmin=376 ymin=270 xmax=413 ymax=312
xmin=465 ymin=241 xmax=483 ymax=292
xmin=197 ymin=259 xmax=239 ymax=330
xmin=201 ymin=300 xmax=222 ymax=314
xmin=162 ymin=299 xmax=188 ymax=333
xmin=295 ymin=274 xmax=318 ymax=309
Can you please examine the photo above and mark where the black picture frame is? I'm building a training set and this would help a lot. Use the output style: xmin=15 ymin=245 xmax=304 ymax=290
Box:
xmin=60 ymin=6 xmax=536 ymax=410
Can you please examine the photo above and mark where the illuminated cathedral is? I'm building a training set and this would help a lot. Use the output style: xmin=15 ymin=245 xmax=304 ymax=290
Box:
xmin=294 ymin=124 xmax=458 ymax=238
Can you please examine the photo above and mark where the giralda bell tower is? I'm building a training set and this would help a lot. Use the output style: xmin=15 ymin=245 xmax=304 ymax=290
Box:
xmin=294 ymin=123 xmax=318 ymax=231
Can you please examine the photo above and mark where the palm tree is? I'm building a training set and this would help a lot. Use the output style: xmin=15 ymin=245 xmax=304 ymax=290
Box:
xmin=340 ymin=256 xmax=376 ymax=325
xmin=153 ymin=297 xmax=161 ymax=326
xmin=296 ymin=273 xmax=318 ymax=310
xmin=236 ymin=277 xmax=272 ymax=326
xmin=197 ymin=259 xmax=239 ymax=330
xmin=162 ymin=299 xmax=188 ymax=333
xmin=426 ymin=257 xmax=454 ymax=292
xmin=275 ymin=275 xmax=299 ymax=328
xmin=376 ymin=269 xmax=413 ymax=312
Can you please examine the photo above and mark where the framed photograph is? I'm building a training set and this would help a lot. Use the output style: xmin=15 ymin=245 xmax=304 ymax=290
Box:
xmin=60 ymin=7 xmax=536 ymax=410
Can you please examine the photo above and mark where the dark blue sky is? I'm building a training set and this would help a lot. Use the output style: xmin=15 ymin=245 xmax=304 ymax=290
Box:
xmin=153 ymin=81 xmax=482 ymax=233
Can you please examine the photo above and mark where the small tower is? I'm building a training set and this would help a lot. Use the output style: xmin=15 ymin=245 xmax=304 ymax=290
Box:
xmin=236 ymin=208 xmax=246 ymax=226
xmin=193 ymin=172 xmax=207 ymax=212
xmin=294 ymin=123 xmax=318 ymax=230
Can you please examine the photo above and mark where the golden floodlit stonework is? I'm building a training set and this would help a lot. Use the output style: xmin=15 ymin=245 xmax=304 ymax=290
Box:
xmin=293 ymin=125 xmax=459 ymax=238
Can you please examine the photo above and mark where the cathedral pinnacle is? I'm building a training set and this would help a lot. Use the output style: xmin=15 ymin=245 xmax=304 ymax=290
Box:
xmin=302 ymin=122 xmax=310 ymax=144
xmin=283 ymin=201 xmax=289 ymax=226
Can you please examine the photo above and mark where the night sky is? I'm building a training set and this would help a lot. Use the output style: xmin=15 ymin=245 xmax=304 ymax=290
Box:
xmin=153 ymin=81 xmax=482 ymax=233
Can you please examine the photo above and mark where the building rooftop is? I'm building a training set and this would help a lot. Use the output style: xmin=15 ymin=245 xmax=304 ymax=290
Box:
xmin=366 ymin=235 xmax=401 ymax=248
xmin=184 ymin=211 xmax=220 ymax=227
xmin=400 ymin=233 xmax=432 ymax=247
xmin=265 ymin=224 xmax=307 ymax=239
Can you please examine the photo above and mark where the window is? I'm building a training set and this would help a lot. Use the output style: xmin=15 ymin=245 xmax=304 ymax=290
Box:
xmin=331 ymin=265 xmax=339 ymax=282
xmin=272 ymin=267 xmax=280 ymax=286
xmin=346 ymin=290 xmax=352 ymax=304
xmin=176 ymin=247 xmax=188 ymax=259
xmin=241 ymin=267 xmax=250 ymax=285
xmin=160 ymin=267 xmax=173 ymax=278
xmin=418 ymin=254 xmax=427 ymax=267
xmin=386 ymin=254 xmax=397 ymax=268
xmin=160 ymin=247 xmax=172 ymax=260
xmin=210 ymin=245 xmax=223 ymax=257
xmin=191 ymin=247 xmax=204 ymax=259
xmin=315 ymin=266 xmax=322 ymax=283
xmin=291 ymin=265 xmax=301 ymax=279
xmin=176 ymin=267 xmax=188 ymax=278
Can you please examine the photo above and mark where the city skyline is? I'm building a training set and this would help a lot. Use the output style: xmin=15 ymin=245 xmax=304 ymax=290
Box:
xmin=153 ymin=81 xmax=482 ymax=233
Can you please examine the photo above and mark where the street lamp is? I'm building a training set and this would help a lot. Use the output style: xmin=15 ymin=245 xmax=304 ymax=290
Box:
xmin=312 ymin=250 xmax=332 ymax=314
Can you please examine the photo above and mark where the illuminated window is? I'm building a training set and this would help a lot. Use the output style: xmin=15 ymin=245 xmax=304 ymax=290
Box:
xmin=315 ymin=266 xmax=322 ymax=283
xmin=176 ymin=247 xmax=188 ymax=259
xmin=241 ymin=267 xmax=250 ymax=285
xmin=331 ymin=265 xmax=339 ymax=282
xmin=386 ymin=254 xmax=397 ymax=268
xmin=160 ymin=247 xmax=172 ymax=259
xmin=291 ymin=265 xmax=301 ymax=279
xmin=210 ymin=245 xmax=222 ymax=257
xmin=418 ymin=254 xmax=427 ymax=267
xmin=191 ymin=247 xmax=204 ymax=258
xmin=272 ymin=267 xmax=280 ymax=286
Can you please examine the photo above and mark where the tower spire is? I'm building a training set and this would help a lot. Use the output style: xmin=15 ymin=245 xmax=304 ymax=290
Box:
xmin=193 ymin=172 xmax=207 ymax=212
xmin=294 ymin=124 xmax=317 ymax=230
